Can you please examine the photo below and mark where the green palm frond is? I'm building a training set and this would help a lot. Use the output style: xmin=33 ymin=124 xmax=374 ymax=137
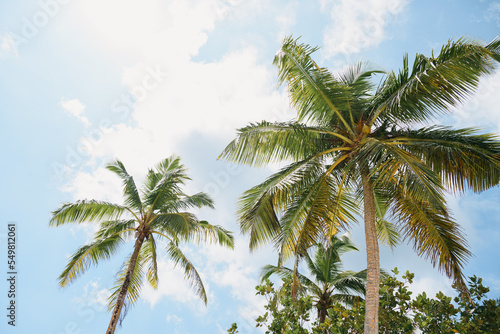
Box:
xmin=106 ymin=160 xmax=143 ymax=212
xmin=50 ymin=200 xmax=126 ymax=226
xmin=370 ymin=37 xmax=500 ymax=125
xmin=108 ymin=250 xmax=145 ymax=310
xmin=161 ymin=193 xmax=215 ymax=212
xmin=392 ymin=126 xmax=500 ymax=192
xmin=376 ymin=218 xmax=400 ymax=250
xmin=142 ymin=236 xmax=158 ymax=289
xmin=274 ymin=36 xmax=353 ymax=131
xmin=151 ymin=212 xmax=199 ymax=240
xmin=166 ymin=241 xmax=207 ymax=304
xmin=277 ymin=173 xmax=333 ymax=260
xmin=361 ymin=139 xmax=447 ymax=212
xmin=260 ymin=264 xmax=315 ymax=297
xmin=391 ymin=190 xmax=471 ymax=293
xmin=373 ymin=191 xmax=401 ymax=249
xmin=237 ymin=159 xmax=320 ymax=250
xmin=142 ymin=157 xmax=190 ymax=211
xmin=277 ymin=170 xmax=356 ymax=261
xmin=337 ymin=62 xmax=383 ymax=124
xmin=330 ymin=293 xmax=364 ymax=306
xmin=190 ymin=221 xmax=234 ymax=249
xmin=219 ymin=121 xmax=332 ymax=166
xmin=331 ymin=270 xmax=367 ymax=296
xmin=94 ymin=219 xmax=137 ymax=240
xmin=58 ymin=234 xmax=124 ymax=288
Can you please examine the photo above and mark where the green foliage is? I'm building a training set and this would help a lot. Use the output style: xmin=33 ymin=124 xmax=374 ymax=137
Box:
xmin=378 ymin=269 xmax=414 ymax=333
xmin=231 ymin=269 xmax=500 ymax=333
xmin=227 ymin=323 xmax=239 ymax=334
xmin=255 ymin=277 xmax=313 ymax=334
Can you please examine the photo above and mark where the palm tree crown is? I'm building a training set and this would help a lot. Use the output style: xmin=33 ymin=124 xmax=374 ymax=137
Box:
xmin=220 ymin=36 xmax=500 ymax=333
xmin=50 ymin=156 xmax=234 ymax=334
xmin=262 ymin=235 xmax=368 ymax=324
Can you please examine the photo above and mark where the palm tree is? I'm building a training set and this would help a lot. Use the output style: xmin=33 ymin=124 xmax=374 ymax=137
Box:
xmin=219 ymin=36 xmax=500 ymax=333
xmin=261 ymin=235 xmax=367 ymax=324
xmin=50 ymin=156 xmax=234 ymax=334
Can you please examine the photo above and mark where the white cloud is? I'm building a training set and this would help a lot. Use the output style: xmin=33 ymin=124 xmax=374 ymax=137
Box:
xmin=320 ymin=0 xmax=408 ymax=57
xmin=166 ymin=314 xmax=182 ymax=323
xmin=141 ymin=258 xmax=204 ymax=308
xmin=409 ymin=275 xmax=455 ymax=299
xmin=60 ymin=98 xmax=91 ymax=127
xmin=450 ymin=70 xmax=500 ymax=132
xmin=73 ymin=280 xmax=110 ymax=312
xmin=57 ymin=0 xmax=292 ymax=189
xmin=200 ymin=237 xmax=270 ymax=324
xmin=0 ymin=33 xmax=18 ymax=58
xmin=485 ymin=2 xmax=500 ymax=26
xmin=61 ymin=166 xmax=124 ymax=204
xmin=274 ymin=1 xmax=298 ymax=41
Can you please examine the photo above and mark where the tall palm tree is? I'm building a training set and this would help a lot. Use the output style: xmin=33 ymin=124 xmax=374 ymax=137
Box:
xmin=261 ymin=235 xmax=367 ymax=324
xmin=50 ymin=156 xmax=234 ymax=334
xmin=219 ymin=36 xmax=500 ymax=333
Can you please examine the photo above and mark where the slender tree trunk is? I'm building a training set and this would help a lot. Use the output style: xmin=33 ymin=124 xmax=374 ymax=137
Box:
xmin=106 ymin=233 xmax=146 ymax=334
xmin=318 ymin=308 xmax=326 ymax=324
xmin=318 ymin=302 xmax=327 ymax=325
xmin=361 ymin=170 xmax=380 ymax=334
xmin=291 ymin=253 xmax=300 ymax=298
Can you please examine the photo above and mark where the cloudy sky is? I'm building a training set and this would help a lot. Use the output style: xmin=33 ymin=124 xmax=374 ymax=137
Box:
xmin=1 ymin=0 xmax=500 ymax=333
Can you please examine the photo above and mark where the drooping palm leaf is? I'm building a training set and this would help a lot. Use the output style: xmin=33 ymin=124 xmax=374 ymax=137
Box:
xmin=166 ymin=241 xmax=207 ymax=304
xmin=59 ymin=234 xmax=124 ymax=287
xmin=108 ymin=249 xmax=146 ymax=310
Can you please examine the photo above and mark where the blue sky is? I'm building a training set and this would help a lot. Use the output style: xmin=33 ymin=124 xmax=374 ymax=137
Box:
xmin=1 ymin=0 xmax=500 ymax=333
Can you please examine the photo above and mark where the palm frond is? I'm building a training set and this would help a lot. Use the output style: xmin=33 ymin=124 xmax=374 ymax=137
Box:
xmin=391 ymin=126 xmax=500 ymax=192
xmin=166 ymin=241 xmax=207 ymax=304
xmin=190 ymin=221 xmax=234 ymax=249
xmin=161 ymin=193 xmax=215 ymax=212
xmin=274 ymin=36 xmax=354 ymax=131
xmin=277 ymin=169 xmax=357 ymax=261
xmin=331 ymin=270 xmax=367 ymax=296
xmin=142 ymin=236 xmax=158 ymax=289
xmin=94 ymin=219 xmax=137 ymax=241
xmin=360 ymin=138 xmax=447 ymax=212
xmin=58 ymin=234 xmax=124 ymax=288
xmin=219 ymin=121 xmax=332 ymax=166
xmin=142 ymin=157 xmax=190 ymax=211
xmin=237 ymin=158 xmax=321 ymax=251
xmin=106 ymin=160 xmax=143 ymax=212
xmin=150 ymin=212 xmax=199 ymax=240
xmin=371 ymin=37 xmax=500 ymax=125
xmin=391 ymin=189 xmax=471 ymax=293
xmin=260 ymin=264 xmax=316 ymax=289
xmin=50 ymin=200 xmax=126 ymax=226
xmin=108 ymin=249 xmax=145 ymax=311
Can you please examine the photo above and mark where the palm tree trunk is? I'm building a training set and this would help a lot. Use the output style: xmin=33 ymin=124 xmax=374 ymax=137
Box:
xmin=106 ymin=233 xmax=146 ymax=334
xmin=318 ymin=305 xmax=327 ymax=325
xmin=291 ymin=253 xmax=300 ymax=298
xmin=318 ymin=309 xmax=328 ymax=334
xmin=361 ymin=170 xmax=380 ymax=334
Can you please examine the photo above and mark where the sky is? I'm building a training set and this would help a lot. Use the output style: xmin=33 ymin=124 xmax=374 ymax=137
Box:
xmin=1 ymin=0 xmax=500 ymax=333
